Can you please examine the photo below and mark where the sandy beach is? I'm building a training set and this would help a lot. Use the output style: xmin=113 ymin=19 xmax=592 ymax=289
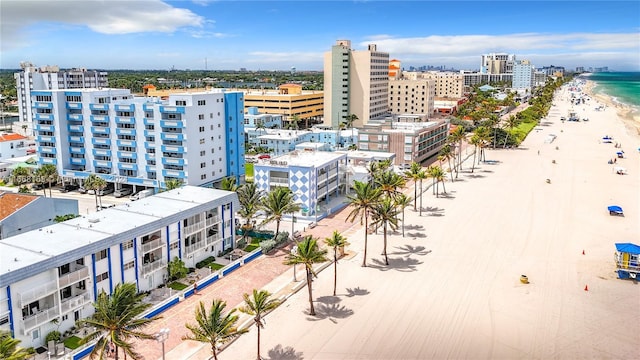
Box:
xmin=218 ymin=85 xmax=640 ymax=360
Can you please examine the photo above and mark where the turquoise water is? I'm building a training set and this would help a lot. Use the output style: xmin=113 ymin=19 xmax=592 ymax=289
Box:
xmin=586 ymin=72 xmax=640 ymax=110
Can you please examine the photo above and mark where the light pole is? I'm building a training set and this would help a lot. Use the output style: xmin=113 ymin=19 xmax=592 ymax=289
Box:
xmin=155 ymin=328 xmax=170 ymax=360
xmin=290 ymin=245 xmax=298 ymax=281
xmin=291 ymin=215 xmax=295 ymax=239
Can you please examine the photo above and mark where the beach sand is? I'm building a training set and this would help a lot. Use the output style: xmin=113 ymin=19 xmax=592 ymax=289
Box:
xmin=219 ymin=86 xmax=640 ymax=360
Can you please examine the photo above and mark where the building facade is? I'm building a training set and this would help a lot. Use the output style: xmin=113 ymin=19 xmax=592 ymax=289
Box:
xmin=512 ymin=60 xmax=536 ymax=90
xmin=0 ymin=133 xmax=33 ymax=161
xmin=323 ymin=40 xmax=390 ymax=128
xmin=0 ymin=186 xmax=238 ymax=349
xmin=31 ymin=88 xmax=245 ymax=191
xmin=480 ymin=53 xmax=516 ymax=74
xmin=388 ymin=79 xmax=436 ymax=115
xmin=0 ymin=192 xmax=79 ymax=239
xmin=14 ymin=63 xmax=108 ymax=125
xmin=243 ymin=84 xmax=323 ymax=128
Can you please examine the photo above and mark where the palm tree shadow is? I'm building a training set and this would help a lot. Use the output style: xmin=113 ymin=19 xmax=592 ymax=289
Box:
xmin=307 ymin=302 xmax=354 ymax=322
xmin=438 ymin=193 xmax=456 ymax=200
xmin=266 ymin=344 xmax=304 ymax=360
xmin=369 ymin=256 xmax=422 ymax=272
xmin=480 ymin=169 xmax=494 ymax=173
xmin=316 ymin=295 xmax=341 ymax=304
xmin=423 ymin=206 xmax=444 ymax=217
xmin=344 ymin=287 xmax=370 ymax=297
xmin=404 ymin=224 xmax=424 ymax=230
xmin=406 ymin=231 xmax=427 ymax=238
xmin=391 ymin=245 xmax=432 ymax=257
xmin=465 ymin=174 xmax=485 ymax=179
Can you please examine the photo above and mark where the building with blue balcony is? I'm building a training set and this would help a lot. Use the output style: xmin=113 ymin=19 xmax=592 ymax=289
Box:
xmin=31 ymin=88 xmax=245 ymax=192
xmin=0 ymin=186 xmax=239 ymax=350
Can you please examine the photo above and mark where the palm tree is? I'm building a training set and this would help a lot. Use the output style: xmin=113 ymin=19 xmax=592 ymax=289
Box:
xmin=10 ymin=166 xmax=31 ymax=186
xmin=0 ymin=330 xmax=34 ymax=359
xmin=34 ymin=166 xmax=48 ymax=197
xmin=370 ymin=197 xmax=399 ymax=265
xmin=404 ymin=162 xmax=422 ymax=211
xmin=345 ymin=181 xmax=381 ymax=267
xmin=394 ymin=193 xmax=412 ymax=237
xmin=37 ymin=164 xmax=58 ymax=197
xmin=79 ymin=283 xmax=160 ymax=360
xmin=283 ymin=235 xmax=328 ymax=316
xmin=416 ymin=169 xmax=428 ymax=216
xmin=260 ymin=187 xmax=301 ymax=239
xmin=237 ymin=183 xmax=264 ymax=236
xmin=428 ymin=165 xmax=447 ymax=197
xmin=324 ymin=231 xmax=349 ymax=296
xmin=375 ymin=170 xmax=405 ymax=201
xmin=474 ymin=126 xmax=491 ymax=163
xmin=164 ymin=178 xmax=183 ymax=191
xmin=438 ymin=144 xmax=455 ymax=183
xmin=220 ymin=176 xmax=238 ymax=191
xmin=503 ymin=115 xmax=520 ymax=148
xmin=239 ymin=290 xmax=281 ymax=360
xmin=450 ymin=125 xmax=466 ymax=176
xmin=469 ymin=134 xmax=482 ymax=173
xmin=343 ymin=113 xmax=358 ymax=140
xmin=183 ymin=299 xmax=247 ymax=360
xmin=84 ymin=174 xmax=106 ymax=210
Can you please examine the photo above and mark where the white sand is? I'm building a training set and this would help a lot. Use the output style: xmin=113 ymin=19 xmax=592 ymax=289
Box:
xmin=219 ymin=87 xmax=640 ymax=360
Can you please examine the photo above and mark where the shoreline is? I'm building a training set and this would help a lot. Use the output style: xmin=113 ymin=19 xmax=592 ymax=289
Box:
xmin=583 ymin=79 xmax=640 ymax=136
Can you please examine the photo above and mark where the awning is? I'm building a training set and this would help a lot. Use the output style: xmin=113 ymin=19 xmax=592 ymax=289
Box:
xmin=615 ymin=243 xmax=640 ymax=255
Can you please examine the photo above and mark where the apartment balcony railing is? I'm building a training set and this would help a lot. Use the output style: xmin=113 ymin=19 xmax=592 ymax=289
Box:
xmin=19 ymin=280 xmax=57 ymax=307
xmin=60 ymin=292 xmax=91 ymax=314
xmin=206 ymin=232 xmax=222 ymax=246
xmin=141 ymin=259 xmax=166 ymax=277
xmin=184 ymin=241 xmax=206 ymax=255
xmin=205 ymin=215 xmax=221 ymax=227
xmin=141 ymin=237 xmax=164 ymax=253
xmin=23 ymin=306 xmax=60 ymax=334
xmin=69 ymin=147 xmax=85 ymax=155
xmin=58 ymin=266 xmax=90 ymax=289
xmin=183 ymin=222 xmax=205 ymax=236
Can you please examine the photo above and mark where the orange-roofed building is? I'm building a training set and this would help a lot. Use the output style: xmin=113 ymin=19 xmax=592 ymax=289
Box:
xmin=0 ymin=133 xmax=34 ymax=160
xmin=389 ymin=59 xmax=401 ymax=80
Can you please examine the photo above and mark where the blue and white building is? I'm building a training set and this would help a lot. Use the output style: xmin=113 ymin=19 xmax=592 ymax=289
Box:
xmin=512 ymin=60 xmax=536 ymax=90
xmin=0 ymin=186 xmax=238 ymax=349
xmin=31 ymin=88 xmax=245 ymax=191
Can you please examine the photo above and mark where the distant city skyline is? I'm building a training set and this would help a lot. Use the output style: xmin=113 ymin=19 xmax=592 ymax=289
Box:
xmin=1 ymin=0 xmax=639 ymax=72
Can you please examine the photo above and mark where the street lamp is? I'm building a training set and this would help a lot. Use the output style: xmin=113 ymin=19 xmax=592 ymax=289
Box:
xmin=290 ymin=245 xmax=298 ymax=282
xmin=155 ymin=328 xmax=170 ymax=360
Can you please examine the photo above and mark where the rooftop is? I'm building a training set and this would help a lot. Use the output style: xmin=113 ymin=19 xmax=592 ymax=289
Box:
xmin=256 ymin=150 xmax=346 ymax=168
xmin=0 ymin=133 xmax=27 ymax=142
xmin=0 ymin=192 xmax=38 ymax=221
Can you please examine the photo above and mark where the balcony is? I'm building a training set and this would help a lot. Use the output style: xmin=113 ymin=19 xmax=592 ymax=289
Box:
xmin=117 ymin=151 xmax=137 ymax=159
xmin=183 ymin=222 xmax=205 ymax=236
xmin=143 ymin=103 xmax=155 ymax=112
xmin=162 ymin=170 xmax=186 ymax=178
xmin=69 ymin=147 xmax=85 ymax=155
xmin=91 ymin=138 xmax=111 ymax=146
xmin=269 ymin=177 xmax=289 ymax=185
xmin=160 ymin=133 xmax=185 ymax=141
xmin=37 ymin=135 xmax=55 ymax=143
xmin=115 ymin=104 xmax=134 ymax=112
xmin=33 ymin=102 xmax=53 ymax=109
xmin=91 ymin=127 xmax=110 ymax=135
xmin=60 ymin=292 xmax=91 ymax=314
xmin=206 ymin=232 xmax=222 ymax=245
xmin=68 ymin=136 xmax=84 ymax=143
xmin=115 ymin=116 xmax=135 ymax=125
xmin=143 ymin=129 xmax=156 ymax=137
xmin=160 ymin=120 xmax=184 ymax=128
xmin=161 ymin=157 xmax=185 ymax=166
xmin=116 ymin=128 xmax=136 ymax=136
xmin=159 ymin=106 xmax=185 ymax=114
xmin=90 ymin=115 xmax=110 ymax=123
xmin=70 ymin=158 xmax=86 ymax=166
xmin=141 ymin=237 xmax=164 ymax=253
xmin=145 ymin=165 xmax=157 ymax=173
xmin=205 ymin=215 xmax=221 ymax=226
xmin=93 ymin=160 xmax=112 ymax=168
xmin=65 ymin=102 xmax=82 ymax=110
xmin=19 ymin=280 xmax=58 ymax=307
xmin=117 ymin=163 xmax=138 ymax=171
xmin=185 ymin=241 xmax=206 ymax=255
xmin=35 ymin=113 xmax=54 ymax=121
xmin=144 ymin=153 xmax=156 ymax=161
xmin=90 ymin=103 xmax=109 ymax=111
xmin=58 ymin=266 xmax=90 ymax=288
xmin=116 ymin=139 xmax=136 ymax=147
xmin=141 ymin=259 xmax=166 ymax=277
xmin=143 ymin=118 xmax=155 ymax=126
xmin=92 ymin=149 xmax=111 ymax=157
xmin=23 ymin=306 xmax=60 ymax=333
xmin=34 ymin=124 xmax=54 ymax=132
xmin=160 ymin=145 xmax=185 ymax=153
xmin=68 ymin=124 xmax=84 ymax=132
xmin=144 ymin=142 xmax=156 ymax=150
xmin=67 ymin=114 xmax=84 ymax=121
xmin=41 ymin=158 xmax=57 ymax=165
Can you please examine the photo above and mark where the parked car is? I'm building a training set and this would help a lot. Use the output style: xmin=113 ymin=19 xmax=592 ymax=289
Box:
xmin=96 ymin=186 xmax=114 ymax=196
xmin=130 ymin=189 xmax=154 ymax=201
xmin=32 ymin=182 xmax=53 ymax=190
xmin=114 ymin=187 xmax=133 ymax=198
xmin=60 ymin=184 xmax=79 ymax=193
xmin=258 ymin=154 xmax=271 ymax=159
xmin=77 ymin=186 xmax=88 ymax=194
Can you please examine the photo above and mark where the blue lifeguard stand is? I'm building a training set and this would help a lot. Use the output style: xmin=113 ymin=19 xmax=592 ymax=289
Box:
xmin=614 ymin=243 xmax=640 ymax=280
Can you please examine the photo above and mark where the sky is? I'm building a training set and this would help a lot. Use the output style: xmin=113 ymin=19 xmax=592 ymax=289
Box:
xmin=1 ymin=0 xmax=639 ymax=72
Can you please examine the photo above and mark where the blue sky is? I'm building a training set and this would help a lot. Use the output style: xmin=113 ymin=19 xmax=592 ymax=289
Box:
xmin=1 ymin=0 xmax=639 ymax=71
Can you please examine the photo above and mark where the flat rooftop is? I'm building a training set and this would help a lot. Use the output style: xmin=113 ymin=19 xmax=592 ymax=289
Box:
xmin=0 ymin=186 xmax=238 ymax=286
xmin=256 ymin=150 xmax=346 ymax=168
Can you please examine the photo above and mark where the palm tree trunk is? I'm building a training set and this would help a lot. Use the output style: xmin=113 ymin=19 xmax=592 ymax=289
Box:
xmin=362 ymin=215 xmax=369 ymax=267
xmin=413 ymin=181 xmax=417 ymax=211
xmin=48 ymin=181 xmax=53 ymax=197
xmin=275 ymin=220 xmax=280 ymax=242
xmin=447 ymin=158 xmax=455 ymax=182
xmin=333 ymin=249 xmax=338 ymax=296
xmin=441 ymin=180 xmax=447 ymax=194
xmin=419 ymin=180 xmax=423 ymax=216
xmin=383 ymin=224 xmax=389 ymax=265
xmin=402 ymin=209 xmax=405 ymax=237
xmin=94 ymin=193 xmax=99 ymax=210
xmin=503 ymin=133 xmax=509 ymax=148
xmin=306 ymin=268 xmax=315 ymax=315
xmin=212 ymin=345 xmax=218 ymax=360
xmin=471 ymin=146 xmax=477 ymax=173
xmin=257 ymin=325 xmax=261 ymax=360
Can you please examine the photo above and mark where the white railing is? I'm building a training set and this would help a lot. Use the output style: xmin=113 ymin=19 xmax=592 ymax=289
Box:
xmin=141 ymin=238 xmax=164 ymax=253
xmin=23 ymin=306 xmax=60 ymax=333
xmin=60 ymin=292 xmax=91 ymax=314
xmin=205 ymin=215 xmax=221 ymax=226
xmin=58 ymin=266 xmax=90 ymax=288
xmin=269 ymin=177 xmax=289 ymax=185
xmin=141 ymin=259 xmax=166 ymax=277
xmin=183 ymin=222 xmax=205 ymax=235
xmin=185 ymin=241 xmax=206 ymax=255
xmin=206 ymin=233 xmax=222 ymax=246
xmin=20 ymin=280 xmax=57 ymax=306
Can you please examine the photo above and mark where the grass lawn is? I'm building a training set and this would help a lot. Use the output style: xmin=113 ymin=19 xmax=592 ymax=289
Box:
xmin=64 ymin=336 xmax=82 ymax=350
xmin=245 ymin=163 xmax=254 ymax=181
xmin=244 ymin=244 xmax=259 ymax=252
xmin=168 ymin=281 xmax=189 ymax=291
xmin=209 ymin=263 xmax=225 ymax=271
xmin=513 ymin=120 xmax=538 ymax=143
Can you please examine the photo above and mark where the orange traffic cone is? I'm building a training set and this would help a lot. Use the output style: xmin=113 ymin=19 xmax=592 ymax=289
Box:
xmin=584 ymin=285 xmax=589 ymax=291
xmin=582 ymin=250 xmax=585 ymax=255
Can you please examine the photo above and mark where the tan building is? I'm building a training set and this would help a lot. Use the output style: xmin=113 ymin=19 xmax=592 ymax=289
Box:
xmin=388 ymin=78 xmax=436 ymax=115
xmin=243 ymin=84 xmax=323 ymax=128
xmin=324 ymin=40 xmax=389 ymax=129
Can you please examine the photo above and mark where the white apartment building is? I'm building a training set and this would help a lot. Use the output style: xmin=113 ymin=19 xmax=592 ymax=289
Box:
xmin=0 ymin=133 xmax=33 ymax=161
xmin=0 ymin=186 xmax=238 ymax=349
xmin=323 ymin=40 xmax=390 ymax=128
xmin=31 ymin=88 xmax=245 ymax=191
xmin=481 ymin=53 xmax=516 ymax=74
xmin=512 ymin=60 xmax=536 ymax=90
xmin=14 ymin=63 xmax=108 ymax=126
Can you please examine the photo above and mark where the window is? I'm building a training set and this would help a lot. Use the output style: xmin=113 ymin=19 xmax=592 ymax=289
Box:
xmin=96 ymin=249 xmax=108 ymax=261
xmin=124 ymin=261 xmax=135 ymax=270
xmin=176 ymin=100 xmax=187 ymax=106
xmin=199 ymin=138 xmax=205 ymax=144
xmin=200 ymin=174 xmax=206 ymax=180
xmin=97 ymin=272 xmax=109 ymax=282
xmin=200 ymin=162 xmax=206 ymax=168
xmin=200 ymin=150 xmax=205 ymax=156
xmin=0 ymin=316 xmax=8 ymax=326
xmin=199 ymin=126 xmax=205 ymax=132
xmin=211 ymin=159 xmax=215 ymax=165
xmin=170 ymin=242 xmax=179 ymax=250
xmin=211 ymin=148 xmax=215 ymax=154
xmin=197 ymin=100 xmax=206 ymax=106
xmin=198 ymin=114 xmax=204 ymax=120
xmin=122 ymin=240 xmax=133 ymax=250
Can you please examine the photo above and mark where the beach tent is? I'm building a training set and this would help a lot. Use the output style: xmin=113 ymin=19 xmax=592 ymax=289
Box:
xmin=607 ymin=205 xmax=623 ymax=215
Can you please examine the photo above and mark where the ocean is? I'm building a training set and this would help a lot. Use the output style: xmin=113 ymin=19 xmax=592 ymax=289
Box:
xmin=586 ymin=72 xmax=640 ymax=110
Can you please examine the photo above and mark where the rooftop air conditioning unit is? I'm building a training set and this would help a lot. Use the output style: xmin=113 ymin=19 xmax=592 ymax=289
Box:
xmin=88 ymin=218 xmax=100 ymax=223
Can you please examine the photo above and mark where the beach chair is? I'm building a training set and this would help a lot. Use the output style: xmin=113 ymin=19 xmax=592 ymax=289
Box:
xmin=608 ymin=206 xmax=624 ymax=216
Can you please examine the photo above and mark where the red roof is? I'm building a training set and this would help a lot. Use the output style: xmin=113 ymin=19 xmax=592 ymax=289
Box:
xmin=0 ymin=193 xmax=38 ymax=221
xmin=0 ymin=133 xmax=27 ymax=142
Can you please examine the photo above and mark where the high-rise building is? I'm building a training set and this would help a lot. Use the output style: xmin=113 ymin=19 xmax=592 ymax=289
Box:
xmin=14 ymin=63 xmax=109 ymax=124
xmin=512 ymin=60 xmax=536 ymax=90
xmin=480 ymin=53 xmax=516 ymax=75
xmin=31 ymin=88 xmax=244 ymax=191
xmin=323 ymin=40 xmax=389 ymax=129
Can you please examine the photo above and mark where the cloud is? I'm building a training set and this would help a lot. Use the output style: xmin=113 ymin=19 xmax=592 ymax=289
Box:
xmin=1 ymin=0 xmax=204 ymax=51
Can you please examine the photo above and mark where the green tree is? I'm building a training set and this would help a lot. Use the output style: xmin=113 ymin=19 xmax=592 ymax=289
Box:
xmin=404 ymin=162 xmax=423 ymax=212
xmin=239 ymin=290 xmax=281 ymax=360
xmin=260 ymin=187 xmax=300 ymax=239
xmin=79 ymin=283 xmax=160 ymax=360
xmin=0 ymin=330 xmax=35 ymax=360
xmin=428 ymin=165 xmax=447 ymax=197
xmin=182 ymin=299 xmax=247 ymax=360
xmin=36 ymin=164 xmax=58 ymax=197
xmin=324 ymin=231 xmax=349 ymax=296
xmin=10 ymin=166 xmax=31 ymax=186
xmin=502 ymin=115 xmax=521 ymax=148
xmin=84 ymin=174 xmax=107 ymax=210
xmin=474 ymin=126 xmax=491 ymax=163
xmin=468 ymin=134 xmax=482 ymax=173
xmin=374 ymin=170 xmax=405 ymax=201
xmin=415 ymin=168 xmax=428 ymax=216
xmin=219 ymin=176 xmax=238 ymax=191
xmin=164 ymin=179 xmax=183 ymax=191
xmin=438 ymin=144 xmax=455 ymax=183
xmin=345 ymin=181 xmax=381 ymax=267
xmin=395 ymin=193 xmax=412 ymax=237
xmin=283 ymin=235 xmax=328 ymax=316
xmin=370 ymin=197 xmax=399 ymax=265
xmin=342 ymin=113 xmax=358 ymax=139
xmin=168 ymin=257 xmax=188 ymax=281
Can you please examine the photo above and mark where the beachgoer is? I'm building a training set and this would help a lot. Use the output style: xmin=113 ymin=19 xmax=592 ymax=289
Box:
xmin=193 ymin=283 xmax=198 ymax=295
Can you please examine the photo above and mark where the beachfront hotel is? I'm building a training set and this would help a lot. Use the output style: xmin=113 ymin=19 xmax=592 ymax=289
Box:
xmin=0 ymin=186 xmax=239 ymax=349
xmin=323 ymin=40 xmax=390 ymax=128
xmin=31 ymin=88 xmax=245 ymax=191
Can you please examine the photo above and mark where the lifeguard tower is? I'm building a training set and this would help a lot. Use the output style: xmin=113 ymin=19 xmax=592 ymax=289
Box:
xmin=614 ymin=243 xmax=640 ymax=280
